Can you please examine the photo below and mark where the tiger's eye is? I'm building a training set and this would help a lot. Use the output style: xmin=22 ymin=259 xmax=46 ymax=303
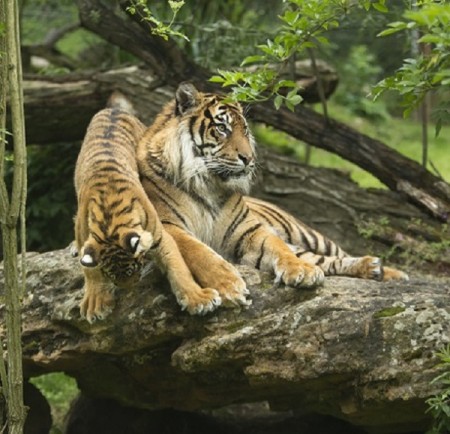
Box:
xmin=216 ymin=124 xmax=227 ymax=134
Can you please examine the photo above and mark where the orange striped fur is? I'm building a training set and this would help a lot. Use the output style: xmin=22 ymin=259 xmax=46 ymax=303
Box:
xmin=136 ymin=83 xmax=408 ymax=303
xmin=74 ymin=108 xmax=222 ymax=322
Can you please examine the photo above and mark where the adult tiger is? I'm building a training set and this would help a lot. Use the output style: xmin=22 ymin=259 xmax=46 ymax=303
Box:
xmin=136 ymin=83 xmax=407 ymax=304
xmin=74 ymin=107 xmax=224 ymax=323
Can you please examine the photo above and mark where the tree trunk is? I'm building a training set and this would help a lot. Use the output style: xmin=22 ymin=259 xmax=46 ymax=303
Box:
xmin=18 ymin=67 xmax=172 ymax=145
xmin=250 ymin=102 xmax=450 ymax=220
xmin=1 ymin=0 xmax=27 ymax=432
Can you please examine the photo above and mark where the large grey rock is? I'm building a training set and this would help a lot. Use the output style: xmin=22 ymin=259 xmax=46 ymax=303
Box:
xmin=1 ymin=248 xmax=449 ymax=433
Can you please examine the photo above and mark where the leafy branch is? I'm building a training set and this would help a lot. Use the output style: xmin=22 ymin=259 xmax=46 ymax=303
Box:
xmin=126 ymin=0 xmax=188 ymax=41
xmin=426 ymin=346 xmax=450 ymax=434
xmin=210 ymin=0 xmax=389 ymax=111
xmin=372 ymin=1 xmax=450 ymax=136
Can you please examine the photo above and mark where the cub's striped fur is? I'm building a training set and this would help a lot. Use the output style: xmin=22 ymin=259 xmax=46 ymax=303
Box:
xmin=136 ymin=83 xmax=408 ymax=301
xmin=74 ymin=107 xmax=222 ymax=322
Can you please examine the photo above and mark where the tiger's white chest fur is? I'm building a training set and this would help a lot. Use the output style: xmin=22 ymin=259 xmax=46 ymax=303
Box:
xmin=186 ymin=203 xmax=217 ymax=246
xmin=163 ymin=128 xmax=209 ymax=198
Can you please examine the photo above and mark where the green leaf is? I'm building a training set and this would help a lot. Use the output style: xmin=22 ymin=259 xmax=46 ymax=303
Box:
xmin=285 ymin=99 xmax=295 ymax=112
xmin=209 ymin=75 xmax=226 ymax=84
xmin=240 ymin=55 xmax=265 ymax=66
xmin=435 ymin=119 xmax=442 ymax=138
xmin=286 ymin=88 xmax=299 ymax=100
xmin=274 ymin=95 xmax=283 ymax=110
xmin=373 ymin=2 xmax=388 ymax=13
xmin=418 ymin=34 xmax=442 ymax=44
xmin=276 ymin=80 xmax=297 ymax=89
xmin=288 ymin=94 xmax=303 ymax=105
xmin=281 ymin=10 xmax=299 ymax=26
xmin=361 ymin=0 xmax=371 ymax=11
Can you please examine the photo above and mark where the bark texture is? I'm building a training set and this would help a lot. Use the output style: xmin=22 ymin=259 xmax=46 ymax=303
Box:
xmin=1 ymin=248 xmax=449 ymax=434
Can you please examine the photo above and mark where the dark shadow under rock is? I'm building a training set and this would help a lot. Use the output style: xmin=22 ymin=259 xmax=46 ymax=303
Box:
xmin=64 ymin=394 xmax=372 ymax=434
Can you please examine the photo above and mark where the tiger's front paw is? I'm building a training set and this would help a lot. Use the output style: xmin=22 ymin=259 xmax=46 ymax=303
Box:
xmin=276 ymin=257 xmax=325 ymax=288
xmin=177 ymin=287 xmax=222 ymax=316
xmin=194 ymin=257 xmax=250 ymax=307
xmin=80 ymin=289 xmax=115 ymax=324
xmin=218 ymin=273 xmax=250 ymax=308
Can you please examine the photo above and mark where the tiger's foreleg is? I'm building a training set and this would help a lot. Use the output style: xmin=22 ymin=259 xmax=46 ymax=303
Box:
xmin=164 ymin=224 xmax=250 ymax=307
xmin=148 ymin=223 xmax=222 ymax=315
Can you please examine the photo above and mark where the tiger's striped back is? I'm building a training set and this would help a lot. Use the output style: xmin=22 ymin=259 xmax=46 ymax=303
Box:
xmin=75 ymin=106 xmax=225 ymax=322
xmin=74 ymin=108 xmax=152 ymax=288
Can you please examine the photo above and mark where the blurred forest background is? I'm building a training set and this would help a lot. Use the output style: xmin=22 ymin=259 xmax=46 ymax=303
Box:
xmin=13 ymin=0 xmax=448 ymax=254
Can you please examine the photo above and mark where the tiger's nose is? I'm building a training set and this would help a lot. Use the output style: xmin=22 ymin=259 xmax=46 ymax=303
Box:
xmin=238 ymin=153 xmax=253 ymax=166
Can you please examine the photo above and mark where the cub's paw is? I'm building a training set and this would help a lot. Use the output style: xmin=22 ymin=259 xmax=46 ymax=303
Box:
xmin=177 ymin=287 xmax=222 ymax=316
xmin=276 ymin=257 xmax=324 ymax=289
xmin=79 ymin=290 xmax=115 ymax=324
xmin=194 ymin=257 xmax=250 ymax=307
xmin=382 ymin=266 xmax=409 ymax=282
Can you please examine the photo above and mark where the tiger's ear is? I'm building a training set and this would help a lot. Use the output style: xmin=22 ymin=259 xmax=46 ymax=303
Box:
xmin=175 ymin=82 xmax=199 ymax=115
xmin=126 ymin=231 xmax=153 ymax=256
xmin=80 ymin=242 xmax=99 ymax=268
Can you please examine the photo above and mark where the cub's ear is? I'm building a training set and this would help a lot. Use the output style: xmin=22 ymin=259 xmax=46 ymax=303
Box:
xmin=126 ymin=231 xmax=153 ymax=256
xmin=175 ymin=82 xmax=199 ymax=115
xmin=80 ymin=243 xmax=99 ymax=268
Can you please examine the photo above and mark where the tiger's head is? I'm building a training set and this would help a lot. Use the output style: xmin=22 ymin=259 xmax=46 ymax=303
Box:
xmin=165 ymin=82 xmax=256 ymax=195
xmin=79 ymin=230 xmax=153 ymax=288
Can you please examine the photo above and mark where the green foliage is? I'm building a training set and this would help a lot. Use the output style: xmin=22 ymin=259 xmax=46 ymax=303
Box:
xmin=21 ymin=1 xmax=78 ymax=45
xmin=333 ymin=45 xmax=390 ymax=120
xmin=426 ymin=346 xmax=450 ymax=434
xmin=373 ymin=306 xmax=406 ymax=318
xmin=126 ymin=0 xmax=188 ymax=41
xmin=25 ymin=143 xmax=78 ymax=252
xmin=357 ymin=215 xmax=450 ymax=267
xmin=372 ymin=1 xmax=450 ymax=134
xmin=31 ymin=372 xmax=79 ymax=433
xmin=210 ymin=0 xmax=390 ymax=110
xmin=174 ymin=1 xmax=280 ymax=69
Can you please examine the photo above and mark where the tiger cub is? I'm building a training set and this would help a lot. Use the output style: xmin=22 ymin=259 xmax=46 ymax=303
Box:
xmin=74 ymin=107 xmax=222 ymax=323
xmin=136 ymin=82 xmax=408 ymax=300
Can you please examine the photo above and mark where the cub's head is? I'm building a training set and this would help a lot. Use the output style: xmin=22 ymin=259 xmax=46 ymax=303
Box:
xmin=79 ymin=230 xmax=153 ymax=288
xmin=172 ymin=82 xmax=256 ymax=194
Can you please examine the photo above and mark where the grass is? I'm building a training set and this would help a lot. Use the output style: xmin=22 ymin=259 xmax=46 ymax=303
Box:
xmin=30 ymin=373 xmax=79 ymax=433
xmin=253 ymin=100 xmax=450 ymax=189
